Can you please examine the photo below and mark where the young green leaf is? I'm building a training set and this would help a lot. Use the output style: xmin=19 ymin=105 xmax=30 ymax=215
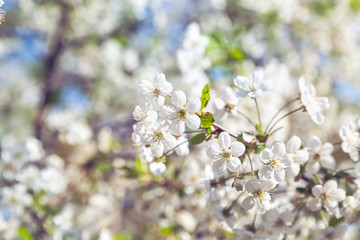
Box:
xmin=201 ymin=114 xmax=215 ymax=128
xmin=200 ymin=84 xmax=210 ymax=110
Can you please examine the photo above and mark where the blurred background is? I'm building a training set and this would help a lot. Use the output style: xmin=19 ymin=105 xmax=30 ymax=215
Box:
xmin=0 ymin=0 xmax=360 ymax=239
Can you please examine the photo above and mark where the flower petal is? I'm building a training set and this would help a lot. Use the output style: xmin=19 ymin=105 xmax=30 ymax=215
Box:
xmin=286 ymin=135 xmax=301 ymax=153
xmin=312 ymin=185 xmax=323 ymax=197
xmin=218 ymin=132 xmax=231 ymax=150
xmin=172 ymin=91 xmax=187 ymax=108
xmin=185 ymin=114 xmax=200 ymax=130
xmin=241 ymin=196 xmax=255 ymax=210
xmin=227 ymin=157 xmax=241 ymax=172
xmin=206 ymin=143 xmax=222 ymax=159
xmin=170 ymin=118 xmax=185 ymax=136
xmin=309 ymin=198 xmax=322 ymax=211
xmin=151 ymin=141 xmax=164 ymax=158
xmin=231 ymin=142 xmax=245 ymax=157
xmin=187 ymin=98 xmax=201 ymax=114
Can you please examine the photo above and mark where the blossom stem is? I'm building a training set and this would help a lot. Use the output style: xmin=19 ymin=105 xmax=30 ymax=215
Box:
xmin=264 ymin=97 xmax=299 ymax=134
xmin=254 ymin=98 xmax=262 ymax=128
xmin=225 ymin=191 xmax=245 ymax=212
xmin=233 ymin=108 xmax=256 ymax=126
xmin=212 ymin=123 xmax=238 ymax=139
xmin=266 ymin=106 xmax=304 ymax=135
xmin=184 ymin=129 xmax=205 ymax=133
xmin=246 ymin=152 xmax=255 ymax=179
xmin=164 ymin=140 xmax=189 ymax=156
xmin=319 ymin=210 xmax=328 ymax=227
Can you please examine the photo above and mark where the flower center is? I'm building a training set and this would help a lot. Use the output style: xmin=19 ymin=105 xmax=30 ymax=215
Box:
xmin=177 ymin=109 xmax=187 ymax=118
xmin=220 ymin=151 xmax=232 ymax=159
xmin=153 ymin=88 xmax=161 ymax=97
xmin=313 ymin=153 xmax=321 ymax=161
xmin=153 ymin=131 xmax=164 ymax=142
xmin=225 ymin=104 xmax=235 ymax=113
xmin=268 ymin=158 xmax=280 ymax=169
xmin=321 ymin=192 xmax=329 ymax=201
xmin=253 ymin=190 xmax=265 ymax=201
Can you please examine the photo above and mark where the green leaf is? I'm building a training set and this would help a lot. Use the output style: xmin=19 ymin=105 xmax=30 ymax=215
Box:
xmin=201 ymin=114 xmax=214 ymax=128
xmin=200 ymin=84 xmax=210 ymax=110
xmin=256 ymin=143 xmax=266 ymax=153
xmin=189 ymin=133 xmax=206 ymax=145
xmin=328 ymin=216 xmax=344 ymax=227
xmin=18 ymin=227 xmax=33 ymax=240
xmin=231 ymin=49 xmax=244 ymax=61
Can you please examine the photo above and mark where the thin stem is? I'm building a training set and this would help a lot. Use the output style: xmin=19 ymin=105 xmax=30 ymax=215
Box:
xmin=246 ymin=152 xmax=255 ymax=179
xmin=320 ymin=210 xmax=328 ymax=227
xmin=264 ymin=97 xmax=299 ymax=134
xmin=254 ymin=98 xmax=262 ymax=128
xmin=213 ymin=122 xmax=238 ymax=139
xmin=225 ymin=191 xmax=245 ymax=212
xmin=251 ymin=211 xmax=258 ymax=230
xmin=184 ymin=129 xmax=205 ymax=133
xmin=164 ymin=140 xmax=189 ymax=156
xmin=233 ymin=107 xmax=255 ymax=126
xmin=266 ymin=106 xmax=304 ymax=135
xmin=332 ymin=141 xmax=342 ymax=146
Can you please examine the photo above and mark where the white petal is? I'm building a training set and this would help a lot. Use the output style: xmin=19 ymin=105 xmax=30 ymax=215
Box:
xmin=185 ymin=114 xmax=200 ymax=130
xmin=305 ymin=160 xmax=320 ymax=174
xmin=245 ymin=179 xmax=261 ymax=193
xmin=261 ymin=179 xmax=276 ymax=191
xmin=170 ymin=118 xmax=185 ymax=136
xmin=321 ymin=143 xmax=334 ymax=155
xmin=233 ymin=76 xmax=248 ymax=89
xmin=151 ymin=141 xmax=164 ymax=158
xmin=139 ymin=80 xmax=153 ymax=95
xmin=227 ymin=157 xmax=241 ymax=172
xmin=248 ymin=89 xmax=263 ymax=98
xmin=187 ymin=98 xmax=201 ymax=114
xmin=235 ymin=89 xmax=249 ymax=98
xmin=309 ymin=198 xmax=322 ymax=211
xmin=231 ymin=142 xmax=245 ymax=157
xmin=287 ymin=163 xmax=300 ymax=178
xmin=286 ymin=135 xmax=301 ymax=153
xmin=160 ymin=81 xmax=173 ymax=96
xmin=172 ymin=91 xmax=187 ymax=108
xmin=241 ymin=196 xmax=255 ymax=210
xmin=206 ymin=143 xmax=222 ymax=159
xmin=163 ymin=132 xmax=177 ymax=149
xmin=329 ymin=189 xmax=346 ymax=202
xmin=272 ymin=142 xmax=286 ymax=156
xmin=295 ymin=149 xmax=309 ymax=164
xmin=273 ymin=169 xmax=285 ymax=183
xmin=312 ymin=185 xmax=323 ymax=197
xmin=324 ymin=180 xmax=337 ymax=192
xmin=218 ymin=132 xmax=231 ymax=150
xmin=212 ymin=160 xmax=227 ymax=173
xmin=259 ymin=80 xmax=273 ymax=92
xmin=260 ymin=148 xmax=273 ymax=163
xmin=213 ymin=98 xmax=226 ymax=111
xmin=251 ymin=71 xmax=264 ymax=84
xmin=307 ymin=136 xmax=322 ymax=152
xmin=258 ymin=166 xmax=272 ymax=180
xmin=159 ymin=105 xmax=176 ymax=120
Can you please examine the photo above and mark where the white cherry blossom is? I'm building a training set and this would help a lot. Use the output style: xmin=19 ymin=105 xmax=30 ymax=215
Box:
xmin=132 ymin=103 xmax=158 ymax=124
xmin=160 ymin=90 xmax=201 ymax=136
xmin=298 ymin=77 xmax=329 ymax=125
xmin=149 ymin=162 xmax=166 ymax=177
xmin=285 ymin=136 xmax=309 ymax=178
xmin=206 ymin=132 xmax=245 ymax=174
xmin=339 ymin=122 xmax=360 ymax=162
xmin=309 ymin=180 xmax=346 ymax=215
xmin=212 ymin=87 xmax=238 ymax=123
xmin=258 ymin=141 xmax=291 ymax=183
xmin=233 ymin=71 xmax=272 ymax=98
xmin=139 ymin=73 xmax=173 ymax=110
xmin=145 ymin=121 xmax=177 ymax=158
xmin=305 ymin=136 xmax=335 ymax=175
xmin=241 ymin=179 xmax=276 ymax=213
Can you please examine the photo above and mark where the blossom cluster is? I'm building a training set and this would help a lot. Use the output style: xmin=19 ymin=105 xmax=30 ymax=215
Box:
xmin=132 ymin=69 xmax=360 ymax=239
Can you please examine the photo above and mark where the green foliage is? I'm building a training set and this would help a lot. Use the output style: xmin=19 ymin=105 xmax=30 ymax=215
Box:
xmin=350 ymin=0 xmax=360 ymax=12
xmin=113 ymin=232 xmax=132 ymax=240
xmin=329 ymin=216 xmax=344 ymax=227
xmin=201 ymin=113 xmax=215 ymax=128
xmin=18 ymin=227 xmax=33 ymax=240
xmin=189 ymin=133 xmax=207 ymax=145
xmin=200 ymin=84 xmax=211 ymax=110
xmin=256 ymin=142 xmax=267 ymax=153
